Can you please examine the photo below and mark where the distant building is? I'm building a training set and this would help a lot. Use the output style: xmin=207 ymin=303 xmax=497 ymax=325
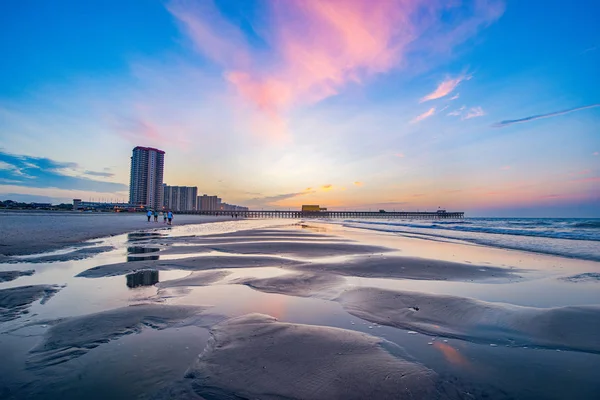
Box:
xmin=196 ymin=195 xmax=223 ymax=210
xmin=197 ymin=194 xmax=219 ymax=211
xmin=163 ymin=185 xmax=198 ymax=211
xmin=129 ymin=146 xmax=165 ymax=210
xmin=73 ymin=199 xmax=135 ymax=211
xmin=302 ymin=205 xmax=327 ymax=212
xmin=197 ymin=194 xmax=248 ymax=211
xmin=220 ymin=203 xmax=249 ymax=212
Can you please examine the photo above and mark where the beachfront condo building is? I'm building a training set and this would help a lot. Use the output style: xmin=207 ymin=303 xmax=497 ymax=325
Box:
xmin=196 ymin=194 xmax=248 ymax=211
xmin=129 ymin=146 xmax=165 ymax=210
xmin=197 ymin=194 xmax=220 ymax=211
xmin=163 ymin=185 xmax=198 ymax=211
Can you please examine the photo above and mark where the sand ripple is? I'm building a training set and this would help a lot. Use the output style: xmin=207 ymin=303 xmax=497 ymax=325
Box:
xmin=339 ymin=287 xmax=600 ymax=354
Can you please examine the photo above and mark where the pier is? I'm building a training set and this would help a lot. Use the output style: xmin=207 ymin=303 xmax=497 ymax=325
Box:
xmin=182 ymin=210 xmax=464 ymax=219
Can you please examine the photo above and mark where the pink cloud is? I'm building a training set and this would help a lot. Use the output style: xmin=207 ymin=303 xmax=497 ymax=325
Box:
xmin=571 ymin=176 xmax=600 ymax=183
xmin=500 ymin=165 xmax=511 ymax=170
xmin=593 ymin=152 xmax=599 ymax=156
xmin=463 ymin=106 xmax=485 ymax=119
xmin=576 ymin=169 xmax=591 ymax=175
xmin=168 ymin=0 xmax=504 ymax=121
xmin=395 ymin=153 xmax=405 ymax=158
xmin=420 ymin=75 xmax=470 ymax=102
xmin=411 ymin=107 xmax=435 ymax=123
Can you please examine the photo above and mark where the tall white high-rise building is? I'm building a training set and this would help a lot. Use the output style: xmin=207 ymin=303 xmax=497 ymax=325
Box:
xmin=129 ymin=146 xmax=165 ymax=209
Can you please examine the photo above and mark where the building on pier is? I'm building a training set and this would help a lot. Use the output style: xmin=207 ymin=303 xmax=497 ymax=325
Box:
xmin=301 ymin=205 xmax=327 ymax=212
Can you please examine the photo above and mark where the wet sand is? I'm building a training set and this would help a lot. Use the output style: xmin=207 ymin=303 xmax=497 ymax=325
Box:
xmin=179 ymin=313 xmax=442 ymax=400
xmin=0 ymin=270 xmax=34 ymax=282
xmin=157 ymin=271 xmax=231 ymax=289
xmin=0 ymin=284 xmax=62 ymax=322
xmin=338 ymin=287 xmax=600 ymax=354
xmin=0 ymin=211 xmax=233 ymax=256
xmin=6 ymin=246 xmax=116 ymax=263
xmin=28 ymin=304 xmax=210 ymax=369
xmin=295 ymin=254 xmax=524 ymax=281
xmin=77 ymin=255 xmax=303 ymax=278
xmin=1 ymin=219 xmax=600 ymax=399
xmin=233 ymin=272 xmax=344 ymax=298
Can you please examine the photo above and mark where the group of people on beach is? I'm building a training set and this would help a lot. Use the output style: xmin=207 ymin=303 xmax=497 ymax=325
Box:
xmin=146 ymin=210 xmax=173 ymax=225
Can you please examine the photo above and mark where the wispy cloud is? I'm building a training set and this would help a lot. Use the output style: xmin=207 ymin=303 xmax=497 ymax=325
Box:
xmin=580 ymin=46 xmax=597 ymax=55
xmin=492 ymin=104 xmax=600 ymax=128
xmin=447 ymin=105 xmax=484 ymax=119
xmin=450 ymin=93 xmax=460 ymax=100
xmin=593 ymin=152 xmax=598 ymax=156
xmin=500 ymin=165 xmax=511 ymax=170
xmin=353 ymin=181 xmax=363 ymax=186
xmin=321 ymin=184 xmax=334 ymax=191
xmin=447 ymin=105 xmax=465 ymax=116
xmin=569 ymin=169 xmax=591 ymax=176
xmin=0 ymin=151 xmax=128 ymax=192
xmin=84 ymin=170 xmax=115 ymax=178
xmin=463 ymin=106 xmax=485 ymax=120
xmin=570 ymin=176 xmax=600 ymax=184
xmin=420 ymin=75 xmax=470 ymax=103
xmin=244 ymin=191 xmax=315 ymax=207
xmin=411 ymin=107 xmax=435 ymax=123
xmin=395 ymin=153 xmax=405 ymax=158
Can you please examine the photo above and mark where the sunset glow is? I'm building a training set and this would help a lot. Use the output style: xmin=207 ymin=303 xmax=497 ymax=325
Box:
xmin=1 ymin=0 xmax=598 ymax=216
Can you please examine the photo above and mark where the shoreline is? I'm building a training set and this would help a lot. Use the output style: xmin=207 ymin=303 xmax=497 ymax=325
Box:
xmin=0 ymin=213 xmax=235 ymax=257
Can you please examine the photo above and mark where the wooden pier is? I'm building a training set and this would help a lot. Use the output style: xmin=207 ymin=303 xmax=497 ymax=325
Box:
xmin=181 ymin=210 xmax=464 ymax=219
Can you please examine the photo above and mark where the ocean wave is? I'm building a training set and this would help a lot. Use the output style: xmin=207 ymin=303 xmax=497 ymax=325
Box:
xmin=572 ymin=220 xmax=600 ymax=229
xmin=438 ymin=225 xmax=600 ymax=242
xmin=507 ymin=221 xmax=553 ymax=227
xmin=338 ymin=222 xmax=600 ymax=262
xmin=342 ymin=219 xmax=600 ymax=242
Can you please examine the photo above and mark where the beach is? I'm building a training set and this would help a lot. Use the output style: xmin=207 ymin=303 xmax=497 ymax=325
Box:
xmin=0 ymin=211 xmax=234 ymax=256
xmin=1 ymin=215 xmax=599 ymax=399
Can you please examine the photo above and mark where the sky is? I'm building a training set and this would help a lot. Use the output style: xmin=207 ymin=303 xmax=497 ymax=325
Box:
xmin=0 ymin=0 xmax=599 ymax=217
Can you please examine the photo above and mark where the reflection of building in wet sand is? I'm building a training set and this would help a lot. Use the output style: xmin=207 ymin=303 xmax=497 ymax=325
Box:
xmin=127 ymin=232 xmax=165 ymax=242
xmin=126 ymin=270 xmax=159 ymax=288
xmin=126 ymin=245 xmax=160 ymax=262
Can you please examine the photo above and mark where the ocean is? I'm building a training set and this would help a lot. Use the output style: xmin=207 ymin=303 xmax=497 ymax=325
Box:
xmin=325 ymin=218 xmax=600 ymax=262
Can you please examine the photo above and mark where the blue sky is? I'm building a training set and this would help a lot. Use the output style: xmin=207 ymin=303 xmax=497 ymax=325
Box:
xmin=0 ymin=0 xmax=598 ymax=216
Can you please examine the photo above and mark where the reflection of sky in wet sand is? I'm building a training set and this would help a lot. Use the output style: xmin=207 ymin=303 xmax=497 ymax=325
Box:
xmin=432 ymin=341 xmax=470 ymax=368
xmin=161 ymin=284 xmax=343 ymax=323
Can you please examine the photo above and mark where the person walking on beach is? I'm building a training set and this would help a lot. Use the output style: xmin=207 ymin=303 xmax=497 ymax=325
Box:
xmin=146 ymin=209 xmax=152 ymax=222
xmin=163 ymin=211 xmax=168 ymax=223
xmin=167 ymin=210 xmax=173 ymax=225
xmin=153 ymin=210 xmax=159 ymax=222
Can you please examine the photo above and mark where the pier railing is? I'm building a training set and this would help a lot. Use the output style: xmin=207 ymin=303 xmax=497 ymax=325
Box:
xmin=178 ymin=210 xmax=464 ymax=219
